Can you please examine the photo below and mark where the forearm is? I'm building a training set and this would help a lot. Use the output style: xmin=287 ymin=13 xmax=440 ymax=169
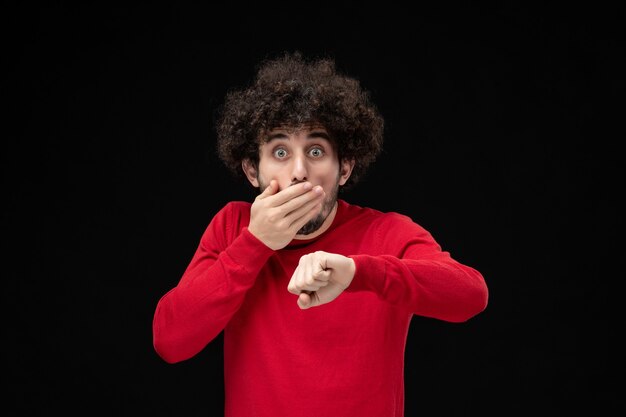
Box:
xmin=348 ymin=254 xmax=488 ymax=322
xmin=152 ymin=228 xmax=274 ymax=363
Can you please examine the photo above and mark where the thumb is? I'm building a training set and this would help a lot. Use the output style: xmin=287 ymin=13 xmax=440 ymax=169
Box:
xmin=297 ymin=292 xmax=313 ymax=310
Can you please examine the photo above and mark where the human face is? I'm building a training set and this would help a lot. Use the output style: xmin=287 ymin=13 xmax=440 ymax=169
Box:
xmin=244 ymin=125 xmax=353 ymax=237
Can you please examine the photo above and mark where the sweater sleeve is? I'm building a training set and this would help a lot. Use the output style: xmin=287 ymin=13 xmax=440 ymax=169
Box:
xmin=152 ymin=204 xmax=274 ymax=363
xmin=347 ymin=214 xmax=488 ymax=323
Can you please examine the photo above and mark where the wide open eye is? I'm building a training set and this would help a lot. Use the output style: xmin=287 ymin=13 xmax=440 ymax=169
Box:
xmin=309 ymin=147 xmax=324 ymax=158
xmin=273 ymin=148 xmax=288 ymax=159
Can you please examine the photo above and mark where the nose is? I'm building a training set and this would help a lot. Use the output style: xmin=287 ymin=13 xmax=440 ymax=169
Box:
xmin=291 ymin=152 xmax=308 ymax=183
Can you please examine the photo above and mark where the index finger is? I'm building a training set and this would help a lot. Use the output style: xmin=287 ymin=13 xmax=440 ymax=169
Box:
xmin=265 ymin=181 xmax=314 ymax=206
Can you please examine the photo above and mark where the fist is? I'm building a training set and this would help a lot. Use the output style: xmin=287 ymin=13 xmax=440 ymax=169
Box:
xmin=287 ymin=251 xmax=356 ymax=309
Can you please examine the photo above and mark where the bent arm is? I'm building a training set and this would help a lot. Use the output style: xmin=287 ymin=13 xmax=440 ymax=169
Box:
xmin=349 ymin=253 xmax=487 ymax=322
xmin=152 ymin=224 xmax=273 ymax=363
xmin=347 ymin=217 xmax=488 ymax=322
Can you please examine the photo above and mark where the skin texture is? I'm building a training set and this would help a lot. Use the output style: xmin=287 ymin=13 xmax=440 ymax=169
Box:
xmin=242 ymin=125 xmax=357 ymax=309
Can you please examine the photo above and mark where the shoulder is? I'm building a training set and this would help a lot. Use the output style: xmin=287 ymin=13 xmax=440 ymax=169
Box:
xmin=217 ymin=200 xmax=251 ymax=226
xmin=337 ymin=200 xmax=432 ymax=239
xmin=340 ymin=201 xmax=443 ymax=254
xmin=222 ymin=200 xmax=251 ymax=214
xmin=338 ymin=200 xmax=422 ymax=227
xmin=206 ymin=200 xmax=251 ymax=233
xmin=200 ymin=201 xmax=252 ymax=249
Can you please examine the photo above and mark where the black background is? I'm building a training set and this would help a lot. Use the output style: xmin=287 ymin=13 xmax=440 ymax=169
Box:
xmin=5 ymin=3 xmax=624 ymax=415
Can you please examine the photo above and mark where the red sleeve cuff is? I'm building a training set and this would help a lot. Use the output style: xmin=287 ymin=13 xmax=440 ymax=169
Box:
xmin=346 ymin=254 xmax=386 ymax=292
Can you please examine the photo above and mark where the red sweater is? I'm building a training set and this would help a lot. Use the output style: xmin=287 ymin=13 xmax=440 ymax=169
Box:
xmin=153 ymin=200 xmax=488 ymax=417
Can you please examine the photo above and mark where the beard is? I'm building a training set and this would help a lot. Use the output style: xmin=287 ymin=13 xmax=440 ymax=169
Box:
xmin=257 ymin=177 xmax=340 ymax=236
xmin=295 ymin=183 xmax=338 ymax=235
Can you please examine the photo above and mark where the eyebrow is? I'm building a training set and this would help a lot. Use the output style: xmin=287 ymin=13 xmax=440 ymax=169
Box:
xmin=266 ymin=131 xmax=331 ymax=142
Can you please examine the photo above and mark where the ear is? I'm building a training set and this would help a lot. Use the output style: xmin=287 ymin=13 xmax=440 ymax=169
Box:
xmin=242 ymin=159 xmax=260 ymax=188
xmin=338 ymin=159 xmax=355 ymax=186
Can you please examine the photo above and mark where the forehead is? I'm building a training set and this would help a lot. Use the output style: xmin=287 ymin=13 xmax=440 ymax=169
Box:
xmin=261 ymin=123 xmax=331 ymax=142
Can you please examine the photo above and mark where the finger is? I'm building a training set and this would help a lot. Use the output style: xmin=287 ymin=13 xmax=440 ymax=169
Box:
xmin=313 ymin=278 xmax=330 ymax=287
xmin=297 ymin=292 xmax=314 ymax=309
xmin=279 ymin=185 xmax=324 ymax=215
xmin=298 ymin=258 xmax=317 ymax=291
xmin=303 ymin=259 xmax=331 ymax=289
xmin=293 ymin=280 xmax=328 ymax=293
xmin=287 ymin=282 xmax=299 ymax=295
xmin=297 ymin=279 xmax=323 ymax=292
xmin=287 ymin=272 xmax=304 ymax=294
xmin=269 ymin=182 xmax=317 ymax=206
xmin=298 ymin=268 xmax=330 ymax=291
xmin=304 ymin=266 xmax=331 ymax=290
xmin=288 ymin=256 xmax=312 ymax=293
xmin=288 ymin=278 xmax=324 ymax=293
xmin=288 ymin=201 xmax=323 ymax=232
xmin=313 ymin=269 xmax=332 ymax=283
xmin=257 ymin=180 xmax=278 ymax=199
xmin=281 ymin=187 xmax=326 ymax=219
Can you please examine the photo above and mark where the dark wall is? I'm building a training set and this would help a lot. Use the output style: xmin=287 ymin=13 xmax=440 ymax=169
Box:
xmin=5 ymin=3 xmax=623 ymax=415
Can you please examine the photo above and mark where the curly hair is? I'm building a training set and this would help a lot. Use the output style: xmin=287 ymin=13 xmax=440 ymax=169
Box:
xmin=215 ymin=51 xmax=384 ymax=189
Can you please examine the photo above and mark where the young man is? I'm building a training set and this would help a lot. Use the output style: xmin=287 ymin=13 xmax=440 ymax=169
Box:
xmin=152 ymin=52 xmax=489 ymax=417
